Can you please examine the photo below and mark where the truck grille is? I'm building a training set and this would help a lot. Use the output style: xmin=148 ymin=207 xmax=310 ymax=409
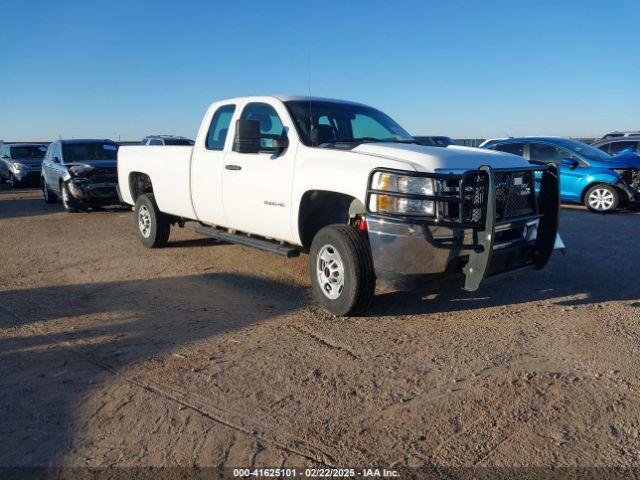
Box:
xmin=494 ymin=171 xmax=536 ymax=221
xmin=441 ymin=169 xmax=540 ymax=226
xmin=88 ymin=167 xmax=117 ymax=183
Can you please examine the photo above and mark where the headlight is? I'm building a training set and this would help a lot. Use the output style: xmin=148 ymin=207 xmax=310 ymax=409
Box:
xmin=11 ymin=162 xmax=29 ymax=172
xmin=68 ymin=164 xmax=95 ymax=176
xmin=369 ymin=172 xmax=435 ymax=216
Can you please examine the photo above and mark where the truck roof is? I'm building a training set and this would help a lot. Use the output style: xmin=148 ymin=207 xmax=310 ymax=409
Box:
xmin=216 ymin=95 xmax=369 ymax=106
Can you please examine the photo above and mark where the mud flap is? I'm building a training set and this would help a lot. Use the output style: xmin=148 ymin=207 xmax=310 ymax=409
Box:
xmin=463 ymin=165 xmax=495 ymax=291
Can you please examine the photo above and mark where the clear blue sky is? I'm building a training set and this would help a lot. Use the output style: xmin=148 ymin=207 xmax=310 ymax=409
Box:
xmin=1 ymin=0 xmax=639 ymax=141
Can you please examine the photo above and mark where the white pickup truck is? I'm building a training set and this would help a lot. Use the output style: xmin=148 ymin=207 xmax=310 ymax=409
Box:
xmin=118 ymin=95 xmax=561 ymax=316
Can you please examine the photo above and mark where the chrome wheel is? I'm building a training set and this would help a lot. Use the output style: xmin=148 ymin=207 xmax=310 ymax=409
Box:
xmin=138 ymin=205 xmax=152 ymax=238
xmin=588 ymin=188 xmax=615 ymax=211
xmin=316 ymin=244 xmax=345 ymax=300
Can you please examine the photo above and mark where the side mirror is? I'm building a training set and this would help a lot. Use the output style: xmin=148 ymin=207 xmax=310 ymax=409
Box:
xmin=234 ymin=119 xmax=289 ymax=154
xmin=234 ymin=119 xmax=261 ymax=154
xmin=561 ymin=157 xmax=579 ymax=170
xmin=53 ymin=156 xmax=61 ymax=164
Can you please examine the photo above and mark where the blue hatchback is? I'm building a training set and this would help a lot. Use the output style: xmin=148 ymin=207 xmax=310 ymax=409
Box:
xmin=482 ymin=137 xmax=640 ymax=213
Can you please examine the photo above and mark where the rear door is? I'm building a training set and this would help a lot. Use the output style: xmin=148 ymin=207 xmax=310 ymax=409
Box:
xmin=190 ymin=103 xmax=236 ymax=226
xmin=221 ymin=101 xmax=296 ymax=242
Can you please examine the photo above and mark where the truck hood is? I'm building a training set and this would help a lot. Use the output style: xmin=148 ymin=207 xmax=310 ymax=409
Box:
xmin=67 ymin=160 xmax=117 ymax=169
xmin=588 ymin=152 xmax=640 ymax=169
xmin=352 ymin=143 xmax=529 ymax=172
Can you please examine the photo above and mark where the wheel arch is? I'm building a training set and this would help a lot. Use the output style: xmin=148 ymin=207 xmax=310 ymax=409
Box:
xmin=128 ymin=172 xmax=154 ymax=203
xmin=297 ymin=190 xmax=366 ymax=250
xmin=580 ymin=180 xmax=623 ymax=203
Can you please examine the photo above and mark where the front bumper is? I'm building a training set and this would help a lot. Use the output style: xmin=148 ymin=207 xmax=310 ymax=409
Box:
xmin=13 ymin=169 xmax=41 ymax=184
xmin=365 ymin=165 xmax=561 ymax=291
xmin=66 ymin=179 xmax=121 ymax=206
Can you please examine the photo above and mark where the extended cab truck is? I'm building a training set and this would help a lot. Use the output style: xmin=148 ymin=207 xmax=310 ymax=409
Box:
xmin=118 ymin=96 xmax=561 ymax=316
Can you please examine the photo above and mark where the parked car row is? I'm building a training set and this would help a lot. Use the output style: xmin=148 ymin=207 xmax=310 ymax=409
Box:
xmin=0 ymin=134 xmax=194 ymax=212
xmin=481 ymin=137 xmax=640 ymax=213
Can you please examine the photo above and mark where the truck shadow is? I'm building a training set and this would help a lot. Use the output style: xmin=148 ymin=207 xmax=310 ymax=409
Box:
xmin=0 ymin=272 xmax=304 ymax=467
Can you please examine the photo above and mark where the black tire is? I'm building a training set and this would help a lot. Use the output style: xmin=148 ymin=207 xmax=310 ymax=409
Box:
xmin=42 ymin=181 xmax=58 ymax=203
xmin=61 ymin=182 xmax=84 ymax=212
xmin=0 ymin=175 xmax=6 ymax=184
xmin=134 ymin=193 xmax=170 ymax=248
xmin=584 ymin=184 xmax=619 ymax=213
xmin=309 ymin=224 xmax=375 ymax=316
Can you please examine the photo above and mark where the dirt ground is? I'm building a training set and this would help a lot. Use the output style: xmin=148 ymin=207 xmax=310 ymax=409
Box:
xmin=1 ymin=184 xmax=639 ymax=477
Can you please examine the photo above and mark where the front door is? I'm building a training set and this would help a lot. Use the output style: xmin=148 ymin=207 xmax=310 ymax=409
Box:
xmin=222 ymin=102 xmax=296 ymax=242
xmin=529 ymin=142 xmax=582 ymax=201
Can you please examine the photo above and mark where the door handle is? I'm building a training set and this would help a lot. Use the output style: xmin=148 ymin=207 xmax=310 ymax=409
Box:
xmin=225 ymin=165 xmax=242 ymax=171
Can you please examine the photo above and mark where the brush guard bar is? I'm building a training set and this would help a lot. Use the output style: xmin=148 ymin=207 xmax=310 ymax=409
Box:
xmin=365 ymin=164 xmax=560 ymax=291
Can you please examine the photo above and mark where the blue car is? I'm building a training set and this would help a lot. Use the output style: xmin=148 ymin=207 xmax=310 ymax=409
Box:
xmin=481 ymin=137 xmax=640 ymax=213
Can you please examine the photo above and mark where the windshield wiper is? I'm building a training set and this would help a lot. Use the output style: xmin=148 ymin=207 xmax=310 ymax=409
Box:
xmin=390 ymin=139 xmax=421 ymax=145
xmin=317 ymin=137 xmax=384 ymax=148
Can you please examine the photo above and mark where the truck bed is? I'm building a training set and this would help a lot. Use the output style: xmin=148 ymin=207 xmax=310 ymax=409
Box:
xmin=117 ymin=146 xmax=196 ymax=219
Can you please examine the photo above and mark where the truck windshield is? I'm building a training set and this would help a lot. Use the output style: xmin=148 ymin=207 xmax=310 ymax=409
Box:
xmin=62 ymin=143 xmax=118 ymax=162
xmin=285 ymin=100 xmax=416 ymax=147
xmin=10 ymin=145 xmax=47 ymax=159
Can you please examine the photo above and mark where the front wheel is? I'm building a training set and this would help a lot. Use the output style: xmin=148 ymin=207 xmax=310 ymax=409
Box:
xmin=584 ymin=184 xmax=619 ymax=213
xmin=61 ymin=183 xmax=84 ymax=212
xmin=309 ymin=225 xmax=375 ymax=316
xmin=135 ymin=193 xmax=170 ymax=248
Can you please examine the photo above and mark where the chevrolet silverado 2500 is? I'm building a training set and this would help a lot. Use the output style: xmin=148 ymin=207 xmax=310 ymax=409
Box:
xmin=118 ymin=96 xmax=561 ymax=316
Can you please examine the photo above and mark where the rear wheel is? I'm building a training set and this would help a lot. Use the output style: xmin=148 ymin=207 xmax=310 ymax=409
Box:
xmin=309 ymin=224 xmax=375 ymax=316
xmin=135 ymin=193 xmax=170 ymax=248
xmin=584 ymin=184 xmax=619 ymax=213
xmin=42 ymin=181 xmax=58 ymax=203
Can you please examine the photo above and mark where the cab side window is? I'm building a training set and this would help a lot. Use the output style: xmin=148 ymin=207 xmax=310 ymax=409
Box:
xmin=206 ymin=105 xmax=236 ymax=151
xmin=530 ymin=143 xmax=575 ymax=164
xmin=240 ymin=103 xmax=284 ymax=149
xmin=492 ymin=142 xmax=524 ymax=157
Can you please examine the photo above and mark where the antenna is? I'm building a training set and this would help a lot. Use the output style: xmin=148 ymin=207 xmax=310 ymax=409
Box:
xmin=307 ymin=52 xmax=313 ymax=146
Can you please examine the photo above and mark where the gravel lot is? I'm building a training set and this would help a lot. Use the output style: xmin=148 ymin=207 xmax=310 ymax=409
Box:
xmin=1 ymin=184 xmax=639 ymax=475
